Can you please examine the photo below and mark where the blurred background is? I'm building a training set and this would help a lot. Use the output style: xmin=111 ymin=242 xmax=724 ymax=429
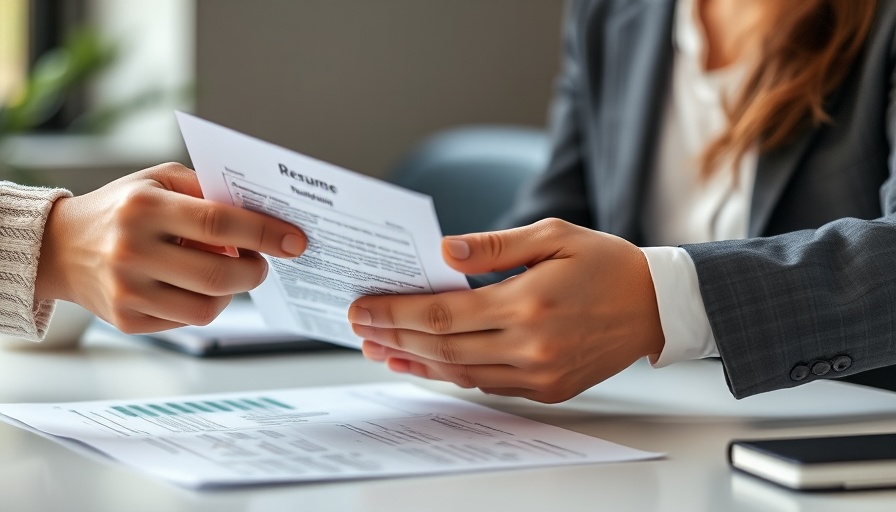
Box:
xmin=0 ymin=0 xmax=564 ymax=194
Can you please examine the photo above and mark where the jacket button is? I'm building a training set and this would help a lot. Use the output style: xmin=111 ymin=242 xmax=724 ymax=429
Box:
xmin=832 ymin=356 xmax=852 ymax=372
xmin=811 ymin=361 xmax=831 ymax=376
xmin=790 ymin=365 xmax=810 ymax=381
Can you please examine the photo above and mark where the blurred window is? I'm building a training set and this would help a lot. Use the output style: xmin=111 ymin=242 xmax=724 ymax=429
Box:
xmin=1 ymin=0 xmax=86 ymax=129
xmin=29 ymin=0 xmax=88 ymax=130
xmin=0 ymin=0 xmax=29 ymax=106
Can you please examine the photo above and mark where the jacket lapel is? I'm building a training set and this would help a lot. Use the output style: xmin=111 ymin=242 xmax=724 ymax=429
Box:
xmin=597 ymin=0 xmax=675 ymax=243
xmin=595 ymin=0 xmax=822 ymax=241
xmin=749 ymin=131 xmax=816 ymax=237
xmin=749 ymin=65 xmax=855 ymax=237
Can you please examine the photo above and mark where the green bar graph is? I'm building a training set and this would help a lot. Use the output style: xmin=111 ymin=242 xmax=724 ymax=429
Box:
xmin=262 ymin=397 xmax=294 ymax=410
xmin=166 ymin=402 xmax=194 ymax=414
xmin=112 ymin=406 xmax=137 ymax=417
xmin=241 ymin=398 xmax=268 ymax=409
xmin=148 ymin=404 xmax=176 ymax=415
xmin=224 ymin=400 xmax=250 ymax=411
xmin=204 ymin=401 xmax=231 ymax=412
xmin=129 ymin=405 xmax=158 ymax=417
xmin=110 ymin=396 xmax=292 ymax=418
xmin=184 ymin=402 xmax=214 ymax=413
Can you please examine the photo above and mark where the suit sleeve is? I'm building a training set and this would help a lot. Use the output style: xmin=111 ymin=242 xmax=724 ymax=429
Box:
xmin=494 ymin=0 xmax=594 ymax=231
xmin=682 ymin=59 xmax=896 ymax=399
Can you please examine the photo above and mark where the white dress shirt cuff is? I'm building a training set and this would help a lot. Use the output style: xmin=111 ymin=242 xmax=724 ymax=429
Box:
xmin=640 ymin=246 xmax=719 ymax=367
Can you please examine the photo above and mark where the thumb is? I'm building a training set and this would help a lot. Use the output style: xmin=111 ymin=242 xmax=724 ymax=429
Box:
xmin=441 ymin=219 xmax=571 ymax=275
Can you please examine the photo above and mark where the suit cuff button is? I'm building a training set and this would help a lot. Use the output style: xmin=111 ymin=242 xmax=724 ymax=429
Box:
xmin=832 ymin=355 xmax=852 ymax=372
xmin=790 ymin=364 xmax=810 ymax=381
xmin=811 ymin=361 xmax=831 ymax=376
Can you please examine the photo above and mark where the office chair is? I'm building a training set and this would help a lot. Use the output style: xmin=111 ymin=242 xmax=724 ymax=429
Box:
xmin=390 ymin=126 xmax=549 ymax=236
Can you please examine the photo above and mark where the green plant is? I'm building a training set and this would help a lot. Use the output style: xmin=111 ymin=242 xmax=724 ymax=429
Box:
xmin=0 ymin=27 xmax=191 ymax=186
xmin=0 ymin=28 xmax=116 ymax=135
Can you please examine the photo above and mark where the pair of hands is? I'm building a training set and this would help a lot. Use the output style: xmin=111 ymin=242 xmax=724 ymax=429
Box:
xmin=36 ymin=167 xmax=661 ymax=404
xmin=349 ymin=219 xmax=666 ymax=404
xmin=35 ymin=163 xmax=307 ymax=334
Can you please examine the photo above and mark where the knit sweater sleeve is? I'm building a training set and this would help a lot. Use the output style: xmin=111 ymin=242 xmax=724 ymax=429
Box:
xmin=0 ymin=182 xmax=72 ymax=341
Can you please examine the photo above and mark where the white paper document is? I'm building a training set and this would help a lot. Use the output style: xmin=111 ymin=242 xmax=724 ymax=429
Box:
xmin=0 ymin=383 xmax=661 ymax=488
xmin=176 ymin=112 xmax=469 ymax=348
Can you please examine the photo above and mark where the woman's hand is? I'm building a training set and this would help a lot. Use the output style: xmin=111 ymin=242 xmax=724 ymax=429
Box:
xmin=348 ymin=218 xmax=665 ymax=403
xmin=35 ymin=163 xmax=307 ymax=333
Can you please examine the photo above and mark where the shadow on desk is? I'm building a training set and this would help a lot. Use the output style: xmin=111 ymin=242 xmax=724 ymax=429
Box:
xmin=462 ymin=358 xmax=896 ymax=430
xmin=728 ymin=472 xmax=896 ymax=512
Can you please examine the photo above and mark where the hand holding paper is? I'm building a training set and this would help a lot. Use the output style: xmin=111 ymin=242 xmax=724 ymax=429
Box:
xmin=177 ymin=112 xmax=469 ymax=348
xmin=36 ymin=163 xmax=307 ymax=334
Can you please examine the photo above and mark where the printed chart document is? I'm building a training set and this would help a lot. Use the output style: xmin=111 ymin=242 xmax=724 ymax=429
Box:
xmin=176 ymin=112 xmax=469 ymax=348
xmin=0 ymin=383 xmax=661 ymax=489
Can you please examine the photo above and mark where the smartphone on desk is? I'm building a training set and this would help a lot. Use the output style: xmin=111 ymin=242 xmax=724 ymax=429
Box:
xmin=729 ymin=433 xmax=896 ymax=491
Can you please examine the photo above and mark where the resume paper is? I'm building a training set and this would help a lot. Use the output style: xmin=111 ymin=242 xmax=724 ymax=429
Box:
xmin=0 ymin=384 xmax=661 ymax=488
xmin=176 ymin=112 xmax=470 ymax=348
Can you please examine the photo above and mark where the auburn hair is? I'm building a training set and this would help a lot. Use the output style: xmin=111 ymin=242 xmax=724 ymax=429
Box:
xmin=702 ymin=0 xmax=878 ymax=177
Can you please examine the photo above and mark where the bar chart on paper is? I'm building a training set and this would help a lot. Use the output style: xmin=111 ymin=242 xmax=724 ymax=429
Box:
xmin=0 ymin=383 xmax=661 ymax=488
xmin=102 ymin=396 xmax=328 ymax=434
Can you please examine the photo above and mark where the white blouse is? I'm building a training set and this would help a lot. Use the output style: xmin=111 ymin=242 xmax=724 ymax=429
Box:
xmin=640 ymin=0 xmax=758 ymax=366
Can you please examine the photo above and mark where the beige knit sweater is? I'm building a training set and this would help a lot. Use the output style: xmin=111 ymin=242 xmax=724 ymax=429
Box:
xmin=0 ymin=181 xmax=72 ymax=341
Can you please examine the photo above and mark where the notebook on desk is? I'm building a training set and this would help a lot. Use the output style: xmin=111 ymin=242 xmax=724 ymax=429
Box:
xmin=138 ymin=297 xmax=347 ymax=356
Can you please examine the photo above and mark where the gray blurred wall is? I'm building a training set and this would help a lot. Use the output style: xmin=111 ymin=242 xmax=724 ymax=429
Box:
xmin=196 ymin=0 xmax=565 ymax=178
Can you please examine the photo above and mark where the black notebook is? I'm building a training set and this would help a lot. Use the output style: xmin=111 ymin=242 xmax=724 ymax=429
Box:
xmin=729 ymin=433 xmax=896 ymax=490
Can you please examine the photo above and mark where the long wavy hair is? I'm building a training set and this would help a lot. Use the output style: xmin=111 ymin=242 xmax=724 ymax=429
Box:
xmin=702 ymin=0 xmax=878 ymax=176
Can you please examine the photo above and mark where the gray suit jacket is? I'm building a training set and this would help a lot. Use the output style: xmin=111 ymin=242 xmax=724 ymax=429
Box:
xmin=499 ymin=0 xmax=896 ymax=398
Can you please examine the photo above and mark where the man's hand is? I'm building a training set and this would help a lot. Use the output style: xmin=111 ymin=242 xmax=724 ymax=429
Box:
xmin=348 ymin=218 xmax=665 ymax=404
xmin=35 ymin=163 xmax=308 ymax=334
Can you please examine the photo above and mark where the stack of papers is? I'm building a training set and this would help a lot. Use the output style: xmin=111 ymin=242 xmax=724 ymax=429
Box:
xmin=0 ymin=383 xmax=661 ymax=489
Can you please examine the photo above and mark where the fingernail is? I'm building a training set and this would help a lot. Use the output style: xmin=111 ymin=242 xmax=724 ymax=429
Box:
xmin=364 ymin=342 xmax=385 ymax=361
xmin=348 ymin=306 xmax=372 ymax=326
xmin=281 ymin=233 xmax=305 ymax=256
xmin=445 ymin=239 xmax=470 ymax=260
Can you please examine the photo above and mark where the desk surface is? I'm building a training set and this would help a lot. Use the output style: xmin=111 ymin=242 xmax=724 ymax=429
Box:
xmin=1 ymin=325 xmax=896 ymax=512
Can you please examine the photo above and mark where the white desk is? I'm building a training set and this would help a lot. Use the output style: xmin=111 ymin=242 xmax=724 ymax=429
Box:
xmin=2 ymin=325 xmax=896 ymax=512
